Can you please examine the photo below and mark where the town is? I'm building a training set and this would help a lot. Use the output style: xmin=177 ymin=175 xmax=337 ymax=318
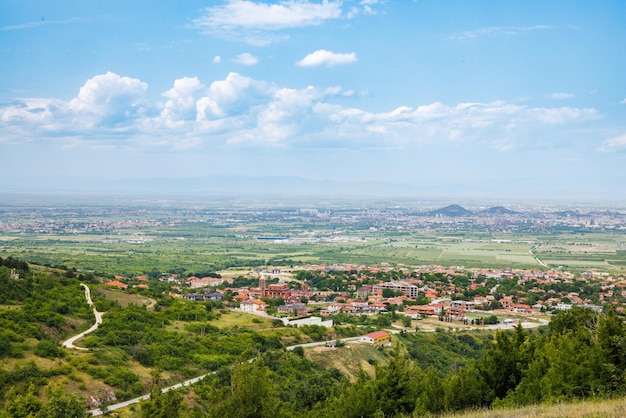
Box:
xmin=102 ymin=260 xmax=620 ymax=335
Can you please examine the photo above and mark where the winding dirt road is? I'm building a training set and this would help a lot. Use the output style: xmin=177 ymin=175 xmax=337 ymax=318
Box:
xmin=62 ymin=284 xmax=104 ymax=350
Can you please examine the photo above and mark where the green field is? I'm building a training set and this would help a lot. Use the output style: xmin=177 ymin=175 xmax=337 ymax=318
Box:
xmin=0 ymin=227 xmax=626 ymax=275
xmin=2 ymin=223 xmax=626 ymax=275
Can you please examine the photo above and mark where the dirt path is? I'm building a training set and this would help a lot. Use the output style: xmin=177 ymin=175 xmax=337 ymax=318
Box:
xmin=145 ymin=297 xmax=157 ymax=310
xmin=62 ymin=284 xmax=104 ymax=350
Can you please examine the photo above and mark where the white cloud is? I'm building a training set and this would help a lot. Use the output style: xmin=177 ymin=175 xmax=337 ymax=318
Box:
xmin=68 ymin=72 xmax=148 ymax=128
xmin=196 ymin=72 xmax=273 ymax=121
xmin=158 ymin=77 xmax=204 ymax=127
xmin=193 ymin=1 xmax=381 ymax=45
xmin=212 ymin=55 xmax=222 ymax=64
xmin=547 ymin=92 xmax=575 ymax=100
xmin=531 ymin=106 xmax=599 ymax=125
xmin=194 ymin=0 xmax=343 ymax=44
xmin=196 ymin=0 xmax=342 ymax=30
xmin=445 ymin=25 xmax=553 ymax=42
xmin=233 ymin=52 xmax=259 ymax=65
xmin=621 ymin=98 xmax=626 ymax=104
xmin=0 ymin=71 xmax=605 ymax=151
xmin=297 ymin=50 xmax=357 ymax=67
xmin=599 ymin=133 xmax=626 ymax=152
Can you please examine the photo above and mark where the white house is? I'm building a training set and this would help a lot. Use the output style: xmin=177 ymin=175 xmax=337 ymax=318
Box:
xmin=240 ymin=298 xmax=268 ymax=313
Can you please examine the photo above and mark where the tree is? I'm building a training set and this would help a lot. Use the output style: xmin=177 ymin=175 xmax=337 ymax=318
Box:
xmin=373 ymin=353 xmax=421 ymax=416
xmin=37 ymin=385 xmax=87 ymax=418
xmin=444 ymin=366 xmax=489 ymax=412
xmin=478 ymin=327 xmax=528 ymax=401
xmin=211 ymin=355 xmax=281 ymax=418
xmin=140 ymin=385 xmax=183 ymax=418
xmin=402 ymin=316 xmax=412 ymax=328
xmin=414 ymin=368 xmax=445 ymax=415
xmin=1 ymin=385 xmax=42 ymax=418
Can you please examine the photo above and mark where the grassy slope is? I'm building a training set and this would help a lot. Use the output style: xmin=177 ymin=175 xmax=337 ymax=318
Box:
xmin=305 ymin=343 xmax=388 ymax=381
xmin=441 ymin=397 xmax=626 ymax=418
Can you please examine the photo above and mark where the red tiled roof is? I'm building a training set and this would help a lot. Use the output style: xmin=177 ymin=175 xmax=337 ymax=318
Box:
xmin=364 ymin=331 xmax=389 ymax=339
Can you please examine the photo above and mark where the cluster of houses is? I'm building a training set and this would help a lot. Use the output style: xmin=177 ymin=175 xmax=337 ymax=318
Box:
xmin=104 ymin=261 xmax=620 ymax=326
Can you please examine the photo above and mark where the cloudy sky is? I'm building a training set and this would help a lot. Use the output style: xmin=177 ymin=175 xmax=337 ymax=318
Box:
xmin=1 ymin=0 xmax=625 ymax=199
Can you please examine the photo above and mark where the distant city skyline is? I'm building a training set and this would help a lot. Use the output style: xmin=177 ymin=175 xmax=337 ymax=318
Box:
xmin=1 ymin=1 xmax=625 ymax=200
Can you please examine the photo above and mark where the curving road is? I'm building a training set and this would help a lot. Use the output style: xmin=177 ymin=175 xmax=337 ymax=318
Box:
xmin=62 ymin=284 xmax=104 ymax=350
xmin=88 ymin=373 xmax=211 ymax=416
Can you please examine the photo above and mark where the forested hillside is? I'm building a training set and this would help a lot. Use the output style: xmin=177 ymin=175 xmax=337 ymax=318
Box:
xmin=2 ymin=258 xmax=626 ymax=417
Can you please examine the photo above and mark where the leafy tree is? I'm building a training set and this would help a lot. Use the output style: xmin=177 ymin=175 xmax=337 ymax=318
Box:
xmin=401 ymin=316 xmax=412 ymax=328
xmin=37 ymin=385 xmax=86 ymax=418
xmin=444 ymin=365 xmax=489 ymax=411
xmin=414 ymin=368 xmax=444 ymax=415
xmin=0 ymin=385 xmax=42 ymax=418
xmin=210 ymin=355 xmax=281 ymax=418
xmin=478 ymin=326 xmax=528 ymax=402
xmin=140 ymin=385 xmax=184 ymax=418
xmin=34 ymin=340 xmax=64 ymax=359
xmin=373 ymin=353 xmax=421 ymax=416
xmin=323 ymin=371 xmax=377 ymax=418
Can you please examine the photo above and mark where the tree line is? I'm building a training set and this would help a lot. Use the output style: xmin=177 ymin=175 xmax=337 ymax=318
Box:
xmin=136 ymin=307 xmax=626 ymax=417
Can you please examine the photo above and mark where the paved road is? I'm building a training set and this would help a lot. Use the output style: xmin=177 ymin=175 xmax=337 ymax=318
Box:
xmin=286 ymin=336 xmax=363 ymax=350
xmin=88 ymin=366 xmax=236 ymax=415
xmin=62 ymin=284 xmax=104 ymax=350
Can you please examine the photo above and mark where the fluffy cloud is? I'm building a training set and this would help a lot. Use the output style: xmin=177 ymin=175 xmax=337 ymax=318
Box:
xmin=196 ymin=72 xmax=273 ymax=121
xmin=297 ymin=50 xmax=357 ymax=67
xmin=233 ymin=52 xmax=259 ymax=65
xmin=158 ymin=77 xmax=204 ymax=127
xmin=0 ymin=71 xmax=605 ymax=151
xmin=68 ymin=72 xmax=148 ymax=127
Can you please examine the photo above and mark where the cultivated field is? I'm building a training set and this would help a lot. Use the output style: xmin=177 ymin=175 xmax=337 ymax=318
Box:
xmin=2 ymin=228 xmax=626 ymax=275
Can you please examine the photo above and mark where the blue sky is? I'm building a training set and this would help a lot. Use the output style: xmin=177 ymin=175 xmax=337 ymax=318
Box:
xmin=1 ymin=0 xmax=625 ymax=199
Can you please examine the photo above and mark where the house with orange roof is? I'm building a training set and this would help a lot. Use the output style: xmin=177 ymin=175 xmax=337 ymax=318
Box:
xmin=428 ymin=303 xmax=447 ymax=315
xmin=105 ymin=280 xmax=128 ymax=289
xmin=500 ymin=296 xmax=513 ymax=309
xmin=404 ymin=305 xmax=435 ymax=318
xmin=369 ymin=302 xmax=387 ymax=312
xmin=233 ymin=291 xmax=250 ymax=301
xmin=360 ymin=331 xmax=391 ymax=348
xmin=240 ymin=298 xmax=268 ymax=313
xmin=511 ymin=303 xmax=532 ymax=314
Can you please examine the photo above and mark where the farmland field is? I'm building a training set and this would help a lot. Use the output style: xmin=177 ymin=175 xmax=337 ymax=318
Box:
xmin=2 ymin=228 xmax=626 ymax=275
xmin=1 ymin=199 xmax=626 ymax=275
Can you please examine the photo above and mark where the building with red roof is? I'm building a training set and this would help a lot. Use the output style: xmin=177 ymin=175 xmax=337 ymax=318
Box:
xmin=360 ymin=331 xmax=391 ymax=348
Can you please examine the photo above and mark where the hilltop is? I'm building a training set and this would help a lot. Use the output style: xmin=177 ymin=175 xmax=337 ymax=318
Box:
xmin=425 ymin=204 xmax=473 ymax=217
xmin=478 ymin=206 xmax=519 ymax=215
